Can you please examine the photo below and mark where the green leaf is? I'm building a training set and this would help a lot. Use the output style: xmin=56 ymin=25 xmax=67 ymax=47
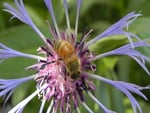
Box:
xmin=127 ymin=0 xmax=150 ymax=16
xmin=0 ymin=25 xmax=50 ymax=78
xmin=128 ymin=17 xmax=150 ymax=57
xmin=89 ymin=35 xmax=128 ymax=54
xmin=129 ymin=17 xmax=150 ymax=39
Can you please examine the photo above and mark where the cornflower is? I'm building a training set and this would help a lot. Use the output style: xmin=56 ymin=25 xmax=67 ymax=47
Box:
xmin=0 ymin=0 xmax=150 ymax=113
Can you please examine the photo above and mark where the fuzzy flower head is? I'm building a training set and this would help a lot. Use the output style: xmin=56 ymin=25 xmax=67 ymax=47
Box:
xmin=33 ymin=37 xmax=95 ymax=112
xmin=1 ymin=0 xmax=150 ymax=113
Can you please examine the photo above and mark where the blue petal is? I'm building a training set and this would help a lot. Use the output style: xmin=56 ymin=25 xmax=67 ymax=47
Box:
xmin=94 ymin=40 xmax=150 ymax=75
xmin=86 ymin=73 xmax=149 ymax=113
xmin=86 ymin=12 xmax=142 ymax=48
xmin=0 ymin=43 xmax=46 ymax=63
xmin=3 ymin=0 xmax=45 ymax=40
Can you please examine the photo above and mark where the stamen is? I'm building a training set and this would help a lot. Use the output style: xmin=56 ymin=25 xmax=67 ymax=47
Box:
xmin=46 ymin=20 xmax=58 ymax=40
xmin=77 ymin=107 xmax=81 ymax=113
xmin=46 ymin=99 xmax=53 ymax=113
xmin=75 ymin=0 xmax=82 ymax=37
xmin=88 ymin=92 xmax=116 ymax=113
xmin=63 ymin=0 xmax=71 ymax=30
xmin=44 ymin=0 xmax=61 ymax=39
xmin=81 ymin=29 xmax=93 ymax=43
xmin=41 ymin=46 xmax=49 ymax=52
xmin=46 ymin=38 xmax=53 ymax=47
xmin=82 ymin=102 xmax=94 ymax=113
xmin=41 ymin=44 xmax=55 ymax=56
xmin=76 ymin=83 xmax=85 ymax=101
xmin=40 ymin=60 xmax=47 ymax=63
xmin=39 ymin=99 xmax=46 ymax=113
xmin=77 ymin=42 xmax=84 ymax=54
xmin=8 ymin=85 xmax=47 ymax=113
xmin=3 ymin=90 xmax=13 ymax=107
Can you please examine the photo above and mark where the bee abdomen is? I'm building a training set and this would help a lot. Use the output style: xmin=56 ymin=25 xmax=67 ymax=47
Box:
xmin=65 ymin=54 xmax=81 ymax=79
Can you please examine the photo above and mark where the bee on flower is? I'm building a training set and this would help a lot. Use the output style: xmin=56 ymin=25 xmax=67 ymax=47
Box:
xmin=0 ymin=0 xmax=150 ymax=113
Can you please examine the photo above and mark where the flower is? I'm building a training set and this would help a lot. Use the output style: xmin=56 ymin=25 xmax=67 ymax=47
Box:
xmin=0 ymin=0 xmax=150 ymax=113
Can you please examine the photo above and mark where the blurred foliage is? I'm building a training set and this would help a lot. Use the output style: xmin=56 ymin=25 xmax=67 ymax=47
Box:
xmin=0 ymin=0 xmax=150 ymax=113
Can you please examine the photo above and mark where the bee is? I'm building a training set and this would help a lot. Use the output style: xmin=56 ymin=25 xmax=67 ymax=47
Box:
xmin=54 ymin=39 xmax=81 ymax=79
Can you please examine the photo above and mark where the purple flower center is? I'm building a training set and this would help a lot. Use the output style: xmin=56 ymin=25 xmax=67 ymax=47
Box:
xmin=32 ymin=30 xmax=96 ymax=111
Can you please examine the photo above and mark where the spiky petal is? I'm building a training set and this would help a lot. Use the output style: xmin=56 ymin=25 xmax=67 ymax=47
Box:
xmin=86 ymin=12 xmax=142 ymax=48
xmin=87 ymin=72 xmax=150 ymax=113
xmin=3 ymin=0 xmax=46 ymax=42
xmin=94 ymin=40 xmax=150 ymax=75
xmin=0 ymin=43 xmax=46 ymax=63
